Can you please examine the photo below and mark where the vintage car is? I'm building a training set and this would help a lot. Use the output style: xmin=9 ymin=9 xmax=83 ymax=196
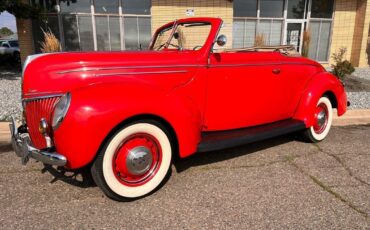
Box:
xmin=10 ymin=17 xmax=348 ymax=201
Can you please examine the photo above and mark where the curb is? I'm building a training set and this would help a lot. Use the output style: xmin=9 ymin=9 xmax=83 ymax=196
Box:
xmin=332 ymin=109 xmax=370 ymax=126
xmin=0 ymin=109 xmax=369 ymax=142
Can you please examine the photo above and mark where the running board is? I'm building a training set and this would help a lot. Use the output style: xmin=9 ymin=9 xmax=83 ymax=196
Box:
xmin=197 ymin=119 xmax=306 ymax=153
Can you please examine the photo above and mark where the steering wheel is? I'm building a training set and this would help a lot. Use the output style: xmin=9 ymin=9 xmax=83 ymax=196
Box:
xmin=193 ymin=45 xmax=202 ymax=51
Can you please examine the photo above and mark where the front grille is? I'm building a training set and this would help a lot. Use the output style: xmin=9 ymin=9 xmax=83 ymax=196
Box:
xmin=24 ymin=96 xmax=61 ymax=149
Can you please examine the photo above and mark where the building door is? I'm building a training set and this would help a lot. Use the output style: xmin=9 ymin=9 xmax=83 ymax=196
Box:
xmin=285 ymin=22 xmax=304 ymax=52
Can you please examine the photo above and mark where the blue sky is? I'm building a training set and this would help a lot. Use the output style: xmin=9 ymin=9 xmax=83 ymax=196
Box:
xmin=0 ymin=11 xmax=17 ymax=33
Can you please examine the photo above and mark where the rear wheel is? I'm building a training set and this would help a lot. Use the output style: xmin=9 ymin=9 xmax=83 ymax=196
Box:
xmin=301 ymin=96 xmax=333 ymax=142
xmin=91 ymin=120 xmax=172 ymax=201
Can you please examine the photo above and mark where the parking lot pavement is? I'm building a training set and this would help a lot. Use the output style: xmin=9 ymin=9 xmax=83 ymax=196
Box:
xmin=0 ymin=125 xmax=369 ymax=229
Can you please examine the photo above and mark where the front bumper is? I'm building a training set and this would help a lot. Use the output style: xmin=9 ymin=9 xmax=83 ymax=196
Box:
xmin=9 ymin=117 xmax=67 ymax=166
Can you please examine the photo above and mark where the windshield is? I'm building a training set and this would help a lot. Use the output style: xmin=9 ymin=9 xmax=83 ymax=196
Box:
xmin=152 ymin=22 xmax=211 ymax=51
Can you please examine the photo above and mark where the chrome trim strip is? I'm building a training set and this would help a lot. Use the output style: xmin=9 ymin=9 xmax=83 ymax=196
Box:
xmin=93 ymin=70 xmax=188 ymax=77
xmin=209 ymin=62 xmax=282 ymax=68
xmin=57 ymin=64 xmax=202 ymax=74
xmin=22 ymin=94 xmax=63 ymax=102
xmin=56 ymin=61 xmax=318 ymax=74
xmin=208 ymin=62 xmax=319 ymax=68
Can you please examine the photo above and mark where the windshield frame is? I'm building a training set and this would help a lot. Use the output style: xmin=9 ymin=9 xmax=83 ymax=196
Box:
xmin=149 ymin=18 xmax=222 ymax=53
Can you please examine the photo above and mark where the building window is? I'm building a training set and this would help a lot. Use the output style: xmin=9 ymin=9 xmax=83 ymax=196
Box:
xmin=233 ymin=0 xmax=283 ymax=48
xmin=94 ymin=0 xmax=119 ymax=14
xmin=308 ymin=20 xmax=332 ymax=61
xmin=122 ymin=0 xmax=151 ymax=15
xmin=287 ymin=0 xmax=307 ymax=19
xmin=311 ymin=0 xmax=334 ymax=18
xmin=260 ymin=0 xmax=284 ymax=18
xmin=60 ymin=0 xmax=91 ymax=13
xmin=232 ymin=0 xmax=334 ymax=62
xmin=95 ymin=16 xmax=121 ymax=51
xmin=233 ymin=19 xmax=257 ymax=48
xmin=233 ymin=0 xmax=257 ymax=17
xmin=32 ymin=0 xmax=151 ymax=52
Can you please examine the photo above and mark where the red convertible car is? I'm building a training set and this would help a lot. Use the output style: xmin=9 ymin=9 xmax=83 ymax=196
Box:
xmin=10 ymin=17 xmax=347 ymax=201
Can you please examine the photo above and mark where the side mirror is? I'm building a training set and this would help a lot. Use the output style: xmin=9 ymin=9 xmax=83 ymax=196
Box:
xmin=216 ymin=35 xmax=227 ymax=47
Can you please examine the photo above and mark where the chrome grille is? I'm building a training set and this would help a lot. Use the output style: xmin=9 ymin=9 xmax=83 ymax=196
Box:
xmin=24 ymin=96 xmax=61 ymax=149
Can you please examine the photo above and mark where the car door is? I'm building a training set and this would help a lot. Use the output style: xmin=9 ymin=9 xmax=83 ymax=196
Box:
xmin=204 ymin=51 xmax=291 ymax=131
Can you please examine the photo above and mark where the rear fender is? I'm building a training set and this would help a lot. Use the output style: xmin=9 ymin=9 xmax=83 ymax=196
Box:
xmin=293 ymin=72 xmax=347 ymax=127
xmin=54 ymin=81 xmax=202 ymax=169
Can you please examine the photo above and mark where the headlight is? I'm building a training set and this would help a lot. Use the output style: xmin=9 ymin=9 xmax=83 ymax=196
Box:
xmin=52 ymin=93 xmax=71 ymax=129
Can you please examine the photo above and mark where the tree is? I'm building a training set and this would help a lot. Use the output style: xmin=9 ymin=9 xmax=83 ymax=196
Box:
xmin=0 ymin=27 xmax=14 ymax=37
xmin=0 ymin=0 xmax=42 ymax=19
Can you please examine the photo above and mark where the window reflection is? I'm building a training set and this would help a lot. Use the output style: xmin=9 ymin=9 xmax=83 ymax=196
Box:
xmin=233 ymin=0 xmax=257 ymax=17
xmin=122 ymin=0 xmax=151 ymax=15
xmin=94 ymin=0 xmax=119 ymax=14
xmin=311 ymin=0 xmax=334 ymax=18
xmin=60 ymin=0 xmax=91 ymax=13
xmin=260 ymin=0 xmax=284 ymax=18
xmin=288 ymin=0 xmax=307 ymax=19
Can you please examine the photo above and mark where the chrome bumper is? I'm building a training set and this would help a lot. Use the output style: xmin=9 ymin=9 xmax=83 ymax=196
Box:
xmin=9 ymin=117 xmax=67 ymax=166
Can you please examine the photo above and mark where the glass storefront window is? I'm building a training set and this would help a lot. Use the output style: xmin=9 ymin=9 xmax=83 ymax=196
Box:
xmin=78 ymin=16 xmax=94 ymax=51
xmin=233 ymin=19 xmax=257 ymax=48
xmin=233 ymin=0 xmax=257 ymax=17
xmin=308 ymin=20 xmax=332 ymax=61
xmin=110 ymin=17 xmax=121 ymax=50
xmin=124 ymin=16 xmax=151 ymax=50
xmin=62 ymin=15 xmax=79 ymax=51
xmin=60 ymin=0 xmax=91 ymax=13
xmin=287 ymin=0 xmax=306 ymax=19
xmin=258 ymin=20 xmax=282 ymax=45
xmin=96 ymin=16 xmax=121 ymax=51
xmin=138 ymin=17 xmax=152 ymax=50
xmin=94 ymin=0 xmax=119 ymax=14
xmin=260 ymin=0 xmax=284 ymax=18
xmin=122 ymin=0 xmax=151 ymax=15
xmin=311 ymin=0 xmax=334 ymax=18
xmin=96 ymin=16 xmax=109 ymax=50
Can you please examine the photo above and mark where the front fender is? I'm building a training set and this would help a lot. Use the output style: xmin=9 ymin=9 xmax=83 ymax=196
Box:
xmin=53 ymin=81 xmax=202 ymax=169
xmin=293 ymin=72 xmax=347 ymax=128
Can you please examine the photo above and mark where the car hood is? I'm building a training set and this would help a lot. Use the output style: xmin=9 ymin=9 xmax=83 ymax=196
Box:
xmin=22 ymin=51 xmax=203 ymax=97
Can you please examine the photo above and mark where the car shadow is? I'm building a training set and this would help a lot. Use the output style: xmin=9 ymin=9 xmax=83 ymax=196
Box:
xmin=0 ymin=142 xmax=12 ymax=153
xmin=173 ymin=135 xmax=295 ymax=173
xmin=42 ymin=164 xmax=97 ymax=188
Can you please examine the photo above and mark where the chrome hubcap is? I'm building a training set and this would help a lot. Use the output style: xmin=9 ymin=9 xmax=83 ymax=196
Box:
xmin=126 ymin=146 xmax=153 ymax=176
xmin=317 ymin=110 xmax=327 ymax=128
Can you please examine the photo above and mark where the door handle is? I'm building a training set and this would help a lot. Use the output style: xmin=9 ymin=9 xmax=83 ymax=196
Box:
xmin=272 ymin=68 xmax=281 ymax=74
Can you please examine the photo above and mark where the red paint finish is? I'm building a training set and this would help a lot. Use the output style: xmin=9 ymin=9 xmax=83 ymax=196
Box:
xmin=21 ymin=17 xmax=347 ymax=169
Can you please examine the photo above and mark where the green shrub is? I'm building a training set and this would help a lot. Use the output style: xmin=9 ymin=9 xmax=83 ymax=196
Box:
xmin=331 ymin=47 xmax=355 ymax=79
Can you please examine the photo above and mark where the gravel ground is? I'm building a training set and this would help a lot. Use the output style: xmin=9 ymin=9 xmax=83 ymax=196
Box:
xmin=354 ymin=68 xmax=370 ymax=81
xmin=0 ymin=68 xmax=369 ymax=121
xmin=0 ymin=71 xmax=22 ymax=121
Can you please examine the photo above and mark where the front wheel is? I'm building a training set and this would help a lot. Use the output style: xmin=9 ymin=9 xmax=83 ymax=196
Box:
xmin=301 ymin=96 xmax=333 ymax=143
xmin=91 ymin=120 xmax=173 ymax=201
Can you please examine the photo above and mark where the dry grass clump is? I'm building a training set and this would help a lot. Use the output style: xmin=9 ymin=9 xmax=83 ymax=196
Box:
xmin=39 ymin=29 xmax=62 ymax=53
xmin=254 ymin=33 xmax=266 ymax=47
xmin=302 ymin=29 xmax=311 ymax=57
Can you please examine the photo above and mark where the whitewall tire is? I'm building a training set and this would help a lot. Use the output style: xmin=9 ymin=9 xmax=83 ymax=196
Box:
xmin=302 ymin=96 xmax=333 ymax=142
xmin=91 ymin=120 xmax=173 ymax=201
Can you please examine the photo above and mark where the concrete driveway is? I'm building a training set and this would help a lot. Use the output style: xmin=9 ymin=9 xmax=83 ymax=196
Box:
xmin=0 ymin=125 xmax=369 ymax=229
